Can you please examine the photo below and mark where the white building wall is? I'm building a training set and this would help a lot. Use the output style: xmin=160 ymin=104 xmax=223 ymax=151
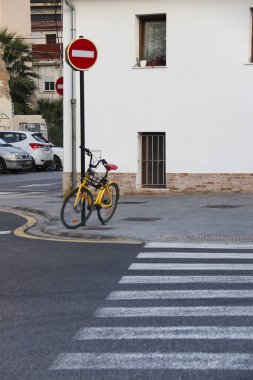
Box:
xmin=63 ymin=0 xmax=253 ymax=192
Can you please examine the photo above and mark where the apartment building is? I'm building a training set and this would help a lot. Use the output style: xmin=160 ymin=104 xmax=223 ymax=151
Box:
xmin=31 ymin=0 xmax=63 ymax=100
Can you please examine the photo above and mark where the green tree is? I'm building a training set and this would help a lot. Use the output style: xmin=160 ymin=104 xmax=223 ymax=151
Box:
xmin=38 ymin=99 xmax=63 ymax=146
xmin=0 ymin=28 xmax=39 ymax=114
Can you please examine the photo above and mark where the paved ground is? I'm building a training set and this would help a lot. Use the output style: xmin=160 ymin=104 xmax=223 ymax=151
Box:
xmin=1 ymin=190 xmax=253 ymax=245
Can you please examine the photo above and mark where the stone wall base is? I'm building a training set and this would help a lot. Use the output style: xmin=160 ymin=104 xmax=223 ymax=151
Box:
xmin=167 ymin=173 xmax=253 ymax=194
xmin=62 ymin=172 xmax=253 ymax=195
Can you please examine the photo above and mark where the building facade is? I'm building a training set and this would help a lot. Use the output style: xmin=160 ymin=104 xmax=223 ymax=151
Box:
xmin=63 ymin=0 xmax=253 ymax=194
xmin=0 ymin=0 xmax=31 ymax=130
xmin=31 ymin=0 xmax=63 ymax=100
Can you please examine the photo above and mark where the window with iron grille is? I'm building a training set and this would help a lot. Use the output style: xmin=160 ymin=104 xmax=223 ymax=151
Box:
xmin=140 ymin=132 xmax=166 ymax=188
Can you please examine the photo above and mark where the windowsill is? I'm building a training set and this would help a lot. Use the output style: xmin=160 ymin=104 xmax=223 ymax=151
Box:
xmin=132 ymin=65 xmax=167 ymax=69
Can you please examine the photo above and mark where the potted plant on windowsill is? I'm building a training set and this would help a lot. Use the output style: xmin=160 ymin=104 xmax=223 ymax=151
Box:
xmin=139 ymin=57 xmax=147 ymax=67
xmin=136 ymin=57 xmax=147 ymax=67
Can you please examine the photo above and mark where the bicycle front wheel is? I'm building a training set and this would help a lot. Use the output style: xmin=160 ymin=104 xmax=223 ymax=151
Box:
xmin=97 ymin=182 xmax=119 ymax=225
xmin=61 ymin=187 xmax=94 ymax=229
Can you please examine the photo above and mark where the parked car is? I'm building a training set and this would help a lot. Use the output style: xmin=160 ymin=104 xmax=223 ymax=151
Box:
xmin=50 ymin=144 xmax=63 ymax=171
xmin=0 ymin=131 xmax=53 ymax=170
xmin=0 ymin=138 xmax=33 ymax=173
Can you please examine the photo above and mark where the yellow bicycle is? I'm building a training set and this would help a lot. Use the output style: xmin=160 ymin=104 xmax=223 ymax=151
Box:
xmin=61 ymin=147 xmax=119 ymax=229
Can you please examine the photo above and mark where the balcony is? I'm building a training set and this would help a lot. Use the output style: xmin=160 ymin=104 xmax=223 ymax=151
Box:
xmin=32 ymin=43 xmax=62 ymax=60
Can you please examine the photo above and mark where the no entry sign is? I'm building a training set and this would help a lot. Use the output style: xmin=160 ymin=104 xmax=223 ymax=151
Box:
xmin=55 ymin=76 xmax=63 ymax=96
xmin=66 ymin=38 xmax=98 ymax=71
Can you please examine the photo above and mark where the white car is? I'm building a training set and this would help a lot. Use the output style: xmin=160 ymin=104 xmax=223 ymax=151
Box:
xmin=0 ymin=131 xmax=53 ymax=170
xmin=0 ymin=138 xmax=33 ymax=173
xmin=50 ymin=144 xmax=63 ymax=171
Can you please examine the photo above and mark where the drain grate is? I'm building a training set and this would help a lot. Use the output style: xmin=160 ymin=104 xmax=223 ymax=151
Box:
xmin=161 ymin=234 xmax=253 ymax=242
xmin=205 ymin=205 xmax=241 ymax=209
xmin=120 ymin=217 xmax=162 ymax=222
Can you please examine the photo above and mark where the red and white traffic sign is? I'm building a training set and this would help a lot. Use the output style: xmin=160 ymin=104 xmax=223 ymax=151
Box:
xmin=55 ymin=76 xmax=63 ymax=96
xmin=66 ymin=38 xmax=97 ymax=71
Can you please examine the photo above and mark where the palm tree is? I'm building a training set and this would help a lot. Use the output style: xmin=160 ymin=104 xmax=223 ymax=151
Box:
xmin=0 ymin=28 xmax=39 ymax=114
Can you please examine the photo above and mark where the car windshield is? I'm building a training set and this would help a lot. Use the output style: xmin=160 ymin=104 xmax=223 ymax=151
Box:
xmin=32 ymin=133 xmax=49 ymax=143
xmin=0 ymin=137 xmax=12 ymax=147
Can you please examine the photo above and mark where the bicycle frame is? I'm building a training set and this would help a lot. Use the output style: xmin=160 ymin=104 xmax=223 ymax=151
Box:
xmin=94 ymin=180 xmax=114 ymax=209
xmin=74 ymin=177 xmax=114 ymax=210
xmin=73 ymin=174 xmax=91 ymax=209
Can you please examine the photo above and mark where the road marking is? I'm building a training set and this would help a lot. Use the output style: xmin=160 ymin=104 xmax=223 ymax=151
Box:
xmin=0 ymin=230 xmax=11 ymax=235
xmin=0 ymin=192 xmax=18 ymax=195
xmin=119 ymin=275 xmax=253 ymax=283
xmin=19 ymin=182 xmax=61 ymax=188
xmin=129 ymin=263 xmax=253 ymax=270
xmin=145 ymin=242 xmax=253 ymax=249
xmin=50 ymin=352 xmax=253 ymax=370
xmin=49 ymin=243 xmax=253 ymax=374
xmin=138 ymin=252 xmax=253 ymax=259
xmin=75 ymin=326 xmax=253 ymax=340
xmin=0 ymin=208 xmax=138 ymax=244
xmin=107 ymin=289 xmax=253 ymax=300
xmin=95 ymin=305 xmax=253 ymax=317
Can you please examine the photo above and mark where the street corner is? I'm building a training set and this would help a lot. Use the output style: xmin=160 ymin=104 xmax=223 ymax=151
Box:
xmin=0 ymin=207 xmax=42 ymax=239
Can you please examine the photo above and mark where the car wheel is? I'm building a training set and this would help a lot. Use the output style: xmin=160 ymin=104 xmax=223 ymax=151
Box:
xmin=0 ymin=158 xmax=7 ymax=174
xmin=51 ymin=155 xmax=62 ymax=171
xmin=30 ymin=158 xmax=35 ymax=171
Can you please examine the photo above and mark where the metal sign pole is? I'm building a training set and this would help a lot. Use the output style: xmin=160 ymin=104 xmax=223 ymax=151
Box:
xmin=66 ymin=36 xmax=97 ymax=227
xmin=80 ymin=70 xmax=86 ymax=225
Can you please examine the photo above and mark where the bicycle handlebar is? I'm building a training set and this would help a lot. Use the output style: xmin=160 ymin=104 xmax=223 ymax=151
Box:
xmin=79 ymin=146 xmax=108 ymax=168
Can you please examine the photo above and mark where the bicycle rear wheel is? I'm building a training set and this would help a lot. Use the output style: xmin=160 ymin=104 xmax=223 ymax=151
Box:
xmin=97 ymin=182 xmax=119 ymax=225
xmin=61 ymin=187 xmax=94 ymax=229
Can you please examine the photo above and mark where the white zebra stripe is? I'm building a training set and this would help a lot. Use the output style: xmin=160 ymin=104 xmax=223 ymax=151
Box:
xmin=144 ymin=242 xmax=253 ymax=249
xmin=138 ymin=252 xmax=253 ymax=259
xmin=75 ymin=326 xmax=253 ymax=340
xmin=129 ymin=263 xmax=253 ymax=270
xmin=95 ymin=305 xmax=253 ymax=317
xmin=50 ymin=352 xmax=253 ymax=370
xmin=107 ymin=289 xmax=253 ymax=300
xmin=119 ymin=275 xmax=253 ymax=283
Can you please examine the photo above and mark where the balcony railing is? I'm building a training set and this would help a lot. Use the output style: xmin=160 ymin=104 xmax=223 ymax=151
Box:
xmin=32 ymin=43 xmax=62 ymax=60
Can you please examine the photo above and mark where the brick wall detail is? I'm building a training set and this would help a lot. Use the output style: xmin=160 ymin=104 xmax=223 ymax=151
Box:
xmin=63 ymin=172 xmax=253 ymax=195
xmin=167 ymin=173 xmax=253 ymax=194
xmin=110 ymin=172 xmax=253 ymax=194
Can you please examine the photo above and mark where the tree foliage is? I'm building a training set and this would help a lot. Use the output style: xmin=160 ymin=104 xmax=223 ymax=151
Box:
xmin=38 ymin=99 xmax=63 ymax=147
xmin=0 ymin=28 xmax=39 ymax=114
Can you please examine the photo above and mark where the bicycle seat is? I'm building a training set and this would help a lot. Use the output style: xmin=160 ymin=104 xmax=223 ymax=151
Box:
xmin=104 ymin=164 xmax=118 ymax=171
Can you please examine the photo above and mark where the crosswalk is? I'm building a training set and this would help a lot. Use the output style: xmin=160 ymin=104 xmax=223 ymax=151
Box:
xmin=50 ymin=243 xmax=253 ymax=378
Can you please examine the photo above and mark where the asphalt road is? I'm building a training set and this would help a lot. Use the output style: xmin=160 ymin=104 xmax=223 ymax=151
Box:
xmin=0 ymin=170 xmax=62 ymax=192
xmin=2 ymin=201 xmax=253 ymax=379
xmin=0 ymin=212 xmax=141 ymax=380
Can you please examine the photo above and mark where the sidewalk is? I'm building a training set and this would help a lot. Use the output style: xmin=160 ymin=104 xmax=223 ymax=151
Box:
xmin=2 ymin=190 xmax=253 ymax=245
